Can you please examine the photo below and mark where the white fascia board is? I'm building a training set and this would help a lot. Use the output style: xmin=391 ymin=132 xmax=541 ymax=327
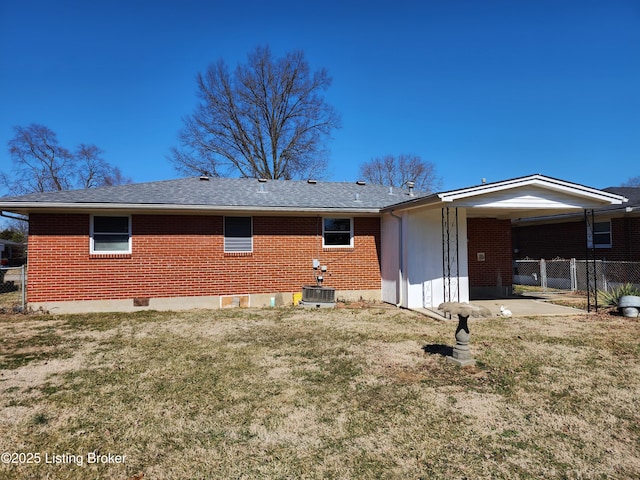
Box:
xmin=380 ymin=175 xmax=628 ymax=214
xmin=438 ymin=175 xmax=627 ymax=205
xmin=379 ymin=193 xmax=444 ymax=213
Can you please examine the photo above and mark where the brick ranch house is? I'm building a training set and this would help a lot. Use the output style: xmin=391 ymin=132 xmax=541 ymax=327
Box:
xmin=0 ymin=174 xmax=626 ymax=313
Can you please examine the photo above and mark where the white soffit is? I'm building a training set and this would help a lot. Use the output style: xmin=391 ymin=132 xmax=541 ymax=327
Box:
xmin=448 ymin=186 xmax=611 ymax=210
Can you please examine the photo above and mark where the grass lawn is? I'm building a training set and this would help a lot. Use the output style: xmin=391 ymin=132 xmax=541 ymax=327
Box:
xmin=0 ymin=304 xmax=638 ymax=479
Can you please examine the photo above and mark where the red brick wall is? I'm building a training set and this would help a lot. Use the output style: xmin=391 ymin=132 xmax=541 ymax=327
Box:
xmin=625 ymin=217 xmax=640 ymax=261
xmin=512 ymin=221 xmax=584 ymax=260
xmin=513 ymin=217 xmax=640 ymax=261
xmin=27 ymin=213 xmax=381 ymax=302
xmin=467 ymin=218 xmax=513 ymax=288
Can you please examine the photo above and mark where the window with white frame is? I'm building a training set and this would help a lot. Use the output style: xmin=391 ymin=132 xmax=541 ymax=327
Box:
xmin=224 ymin=216 xmax=253 ymax=253
xmin=587 ymin=220 xmax=612 ymax=248
xmin=91 ymin=215 xmax=131 ymax=254
xmin=323 ymin=217 xmax=353 ymax=247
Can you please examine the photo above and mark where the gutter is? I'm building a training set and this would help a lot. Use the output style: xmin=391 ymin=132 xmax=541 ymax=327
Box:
xmin=1 ymin=211 xmax=28 ymax=222
xmin=380 ymin=192 xmax=444 ymax=213
xmin=512 ymin=202 xmax=636 ymax=226
xmin=389 ymin=210 xmax=404 ymax=308
xmin=0 ymin=202 xmax=383 ymax=216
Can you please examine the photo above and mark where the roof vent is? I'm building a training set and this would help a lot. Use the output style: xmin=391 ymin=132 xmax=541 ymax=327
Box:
xmin=356 ymin=180 xmax=366 ymax=186
xmin=307 ymin=179 xmax=317 ymax=184
xmin=199 ymin=175 xmax=210 ymax=181
xmin=406 ymin=181 xmax=415 ymax=197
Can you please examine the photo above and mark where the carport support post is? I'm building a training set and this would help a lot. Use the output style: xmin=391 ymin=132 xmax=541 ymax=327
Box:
xmin=446 ymin=315 xmax=475 ymax=367
xmin=585 ymin=209 xmax=598 ymax=313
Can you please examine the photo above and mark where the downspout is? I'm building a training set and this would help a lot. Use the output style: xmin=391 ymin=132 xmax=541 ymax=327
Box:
xmin=389 ymin=210 xmax=404 ymax=307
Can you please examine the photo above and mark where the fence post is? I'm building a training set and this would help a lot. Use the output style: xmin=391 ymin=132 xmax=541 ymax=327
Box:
xmin=570 ymin=258 xmax=577 ymax=291
xmin=540 ymin=259 xmax=547 ymax=291
xmin=601 ymin=260 xmax=608 ymax=292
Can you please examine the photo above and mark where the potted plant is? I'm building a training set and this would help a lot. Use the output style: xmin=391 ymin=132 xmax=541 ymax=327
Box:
xmin=598 ymin=284 xmax=640 ymax=317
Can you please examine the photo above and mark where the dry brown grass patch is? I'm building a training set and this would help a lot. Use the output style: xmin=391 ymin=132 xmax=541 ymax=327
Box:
xmin=0 ymin=307 xmax=638 ymax=479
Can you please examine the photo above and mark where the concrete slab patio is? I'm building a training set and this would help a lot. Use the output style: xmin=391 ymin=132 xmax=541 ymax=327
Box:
xmin=471 ymin=298 xmax=586 ymax=317
xmin=414 ymin=294 xmax=588 ymax=320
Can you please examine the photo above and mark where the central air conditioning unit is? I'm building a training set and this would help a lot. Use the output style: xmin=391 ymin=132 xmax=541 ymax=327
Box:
xmin=301 ymin=285 xmax=336 ymax=308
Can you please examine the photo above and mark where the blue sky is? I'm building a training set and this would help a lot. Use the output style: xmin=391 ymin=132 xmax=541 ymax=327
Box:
xmin=1 ymin=0 xmax=638 ymax=191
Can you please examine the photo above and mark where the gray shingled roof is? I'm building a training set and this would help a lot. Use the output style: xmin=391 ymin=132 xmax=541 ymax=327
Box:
xmin=604 ymin=186 xmax=640 ymax=208
xmin=0 ymin=177 xmax=426 ymax=212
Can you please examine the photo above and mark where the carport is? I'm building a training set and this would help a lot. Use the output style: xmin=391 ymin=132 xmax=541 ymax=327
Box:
xmin=380 ymin=174 xmax=627 ymax=312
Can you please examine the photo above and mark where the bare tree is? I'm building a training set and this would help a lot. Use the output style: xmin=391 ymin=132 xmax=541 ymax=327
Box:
xmin=359 ymin=154 xmax=442 ymax=192
xmin=170 ymin=45 xmax=340 ymax=180
xmin=75 ymin=144 xmax=130 ymax=189
xmin=101 ymin=166 xmax=131 ymax=187
xmin=2 ymin=124 xmax=130 ymax=195
xmin=5 ymin=124 xmax=74 ymax=194
xmin=622 ymin=175 xmax=640 ymax=187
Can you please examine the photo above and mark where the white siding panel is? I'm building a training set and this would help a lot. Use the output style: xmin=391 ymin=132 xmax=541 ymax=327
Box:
xmin=404 ymin=208 xmax=470 ymax=309
xmin=381 ymin=213 xmax=400 ymax=305
xmin=454 ymin=186 xmax=592 ymax=210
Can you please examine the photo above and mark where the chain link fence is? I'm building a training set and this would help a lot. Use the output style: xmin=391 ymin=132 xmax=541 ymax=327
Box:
xmin=514 ymin=259 xmax=640 ymax=292
xmin=0 ymin=265 xmax=26 ymax=312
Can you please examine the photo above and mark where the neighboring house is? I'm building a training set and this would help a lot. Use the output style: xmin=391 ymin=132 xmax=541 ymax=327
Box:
xmin=0 ymin=239 xmax=26 ymax=266
xmin=0 ymin=174 xmax=626 ymax=313
xmin=512 ymin=186 xmax=640 ymax=261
